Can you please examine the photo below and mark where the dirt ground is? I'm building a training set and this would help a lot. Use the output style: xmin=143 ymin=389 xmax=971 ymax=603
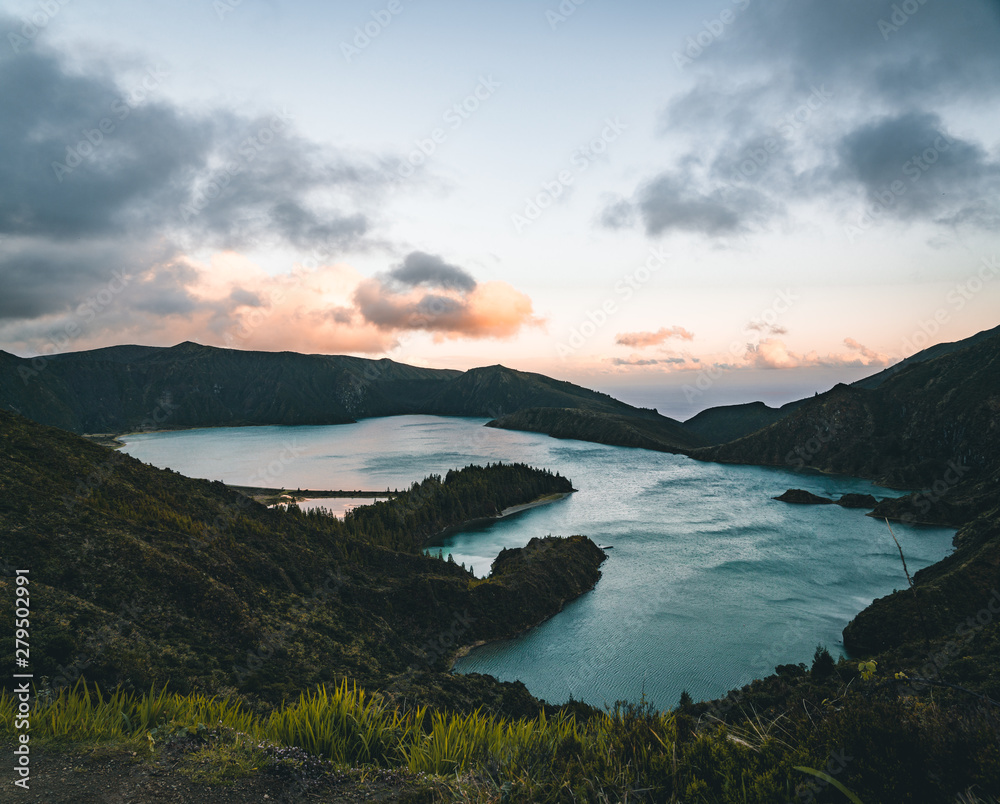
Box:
xmin=1 ymin=743 xmax=437 ymax=804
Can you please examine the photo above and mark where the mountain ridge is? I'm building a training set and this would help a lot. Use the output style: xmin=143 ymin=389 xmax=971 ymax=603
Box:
xmin=0 ymin=341 xmax=699 ymax=453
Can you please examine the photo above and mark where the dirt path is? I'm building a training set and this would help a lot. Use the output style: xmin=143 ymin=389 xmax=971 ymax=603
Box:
xmin=3 ymin=744 xmax=435 ymax=804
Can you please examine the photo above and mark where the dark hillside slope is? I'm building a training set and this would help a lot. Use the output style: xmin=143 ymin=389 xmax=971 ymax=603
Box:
xmin=0 ymin=342 xmax=698 ymax=453
xmin=487 ymin=406 xmax=702 ymax=453
xmin=852 ymin=322 xmax=1000 ymax=390
xmin=1 ymin=342 xmax=457 ymax=433
xmin=682 ymin=399 xmax=806 ymax=446
xmin=423 ymin=364 xmax=650 ymax=418
xmin=693 ymin=328 xmax=1000 ymax=490
xmin=0 ymin=409 xmax=604 ymax=710
xmin=842 ymin=469 xmax=1000 ymax=653
xmin=682 ymin=324 xmax=1000 ymax=447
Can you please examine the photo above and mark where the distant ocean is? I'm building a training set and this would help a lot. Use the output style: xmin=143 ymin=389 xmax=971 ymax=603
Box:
xmin=597 ymin=366 xmax=878 ymax=420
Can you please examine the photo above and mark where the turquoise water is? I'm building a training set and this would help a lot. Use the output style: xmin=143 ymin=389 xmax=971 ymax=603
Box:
xmin=121 ymin=416 xmax=955 ymax=711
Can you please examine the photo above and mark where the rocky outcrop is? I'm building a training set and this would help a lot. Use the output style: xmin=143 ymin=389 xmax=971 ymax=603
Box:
xmin=773 ymin=489 xmax=834 ymax=504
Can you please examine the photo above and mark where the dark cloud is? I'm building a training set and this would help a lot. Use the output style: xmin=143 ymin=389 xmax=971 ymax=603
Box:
xmin=599 ymin=198 xmax=635 ymax=230
xmin=228 ymin=287 xmax=262 ymax=308
xmin=352 ymin=258 xmax=538 ymax=340
xmin=0 ymin=237 xmax=175 ymax=321
xmin=387 ymin=252 xmax=477 ymax=292
xmin=604 ymin=168 xmax=777 ymax=237
xmin=731 ymin=0 xmax=1000 ymax=104
xmin=611 ymin=0 xmax=1000 ymax=242
xmin=327 ymin=307 xmax=355 ymax=325
xmin=0 ymin=28 xmax=396 ymax=335
xmin=832 ymin=112 xmax=1000 ymax=226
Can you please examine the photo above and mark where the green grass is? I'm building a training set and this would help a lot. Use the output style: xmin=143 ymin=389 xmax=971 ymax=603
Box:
xmin=4 ymin=673 xmax=1000 ymax=803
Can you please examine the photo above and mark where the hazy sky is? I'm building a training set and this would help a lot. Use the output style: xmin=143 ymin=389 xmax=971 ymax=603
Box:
xmin=2 ymin=0 xmax=998 ymax=415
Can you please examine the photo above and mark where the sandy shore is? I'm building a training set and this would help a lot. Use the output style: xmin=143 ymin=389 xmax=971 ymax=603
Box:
xmin=498 ymin=492 xmax=573 ymax=517
xmin=431 ymin=491 xmax=574 ymax=540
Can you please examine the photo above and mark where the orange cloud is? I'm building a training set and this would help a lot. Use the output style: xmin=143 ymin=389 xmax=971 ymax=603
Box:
xmin=38 ymin=250 xmax=542 ymax=356
xmin=352 ymin=277 xmax=542 ymax=341
xmin=745 ymin=338 xmax=892 ymax=369
xmin=615 ymin=326 xmax=694 ymax=348
xmin=600 ymin=336 xmax=893 ymax=375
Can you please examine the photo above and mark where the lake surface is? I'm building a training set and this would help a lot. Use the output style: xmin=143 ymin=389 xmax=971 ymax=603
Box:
xmin=121 ymin=416 xmax=955 ymax=711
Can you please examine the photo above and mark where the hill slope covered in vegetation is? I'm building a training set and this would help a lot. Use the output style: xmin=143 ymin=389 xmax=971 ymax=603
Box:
xmin=0 ymin=409 xmax=603 ymax=711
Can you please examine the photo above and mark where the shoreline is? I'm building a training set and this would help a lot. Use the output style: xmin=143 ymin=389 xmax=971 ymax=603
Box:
xmin=228 ymin=486 xmax=400 ymax=506
xmin=430 ymin=491 xmax=573 ymax=542
xmin=449 ymin=571 xmax=599 ymax=670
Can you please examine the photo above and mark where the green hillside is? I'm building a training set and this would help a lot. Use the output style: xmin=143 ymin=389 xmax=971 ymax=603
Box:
xmin=487 ymin=406 xmax=703 ymax=453
xmin=0 ymin=409 xmax=603 ymax=711
xmin=0 ymin=342 xmax=697 ymax=454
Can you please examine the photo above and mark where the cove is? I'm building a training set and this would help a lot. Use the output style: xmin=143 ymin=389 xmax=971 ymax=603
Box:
xmin=120 ymin=415 xmax=955 ymax=711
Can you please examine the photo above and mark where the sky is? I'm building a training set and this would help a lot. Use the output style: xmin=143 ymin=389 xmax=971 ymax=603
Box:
xmin=1 ymin=0 xmax=998 ymax=417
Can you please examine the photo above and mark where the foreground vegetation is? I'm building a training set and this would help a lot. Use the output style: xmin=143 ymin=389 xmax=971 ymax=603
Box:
xmin=3 ymin=327 xmax=1000 ymax=800
xmin=4 ymin=654 xmax=999 ymax=803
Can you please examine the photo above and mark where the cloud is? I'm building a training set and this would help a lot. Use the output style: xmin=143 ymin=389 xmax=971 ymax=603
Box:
xmin=605 ymin=0 xmax=1000 ymax=242
xmin=731 ymin=0 xmax=1000 ymax=107
xmin=843 ymin=337 xmax=890 ymax=364
xmin=603 ymin=336 xmax=894 ymax=375
xmin=0 ymin=34 xmax=545 ymax=356
xmin=832 ymin=112 xmax=1000 ymax=228
xmin=354 ymin=273 xmax=541 ymax=341
xmin=0 ymin=31 xmax=396 ymax=336
xmin=746 ymin=321 xmax=787 ymax=335
xmin=387 ymin=251 xmax=477 ymax=292
xmin=744 ymin=338 xmax=892 ymax=370
xmin=609 ymin=356 xmax=686 ymax=367
xmin=602 ymin=166 xmax=777 ymax=237
xmin=615 ymin=326 xmax=694 ymax=348
xmin=0 ymin=44 xmax=390 ymax=250
xmin=0 ymin=246 xmax=541 ymax=356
